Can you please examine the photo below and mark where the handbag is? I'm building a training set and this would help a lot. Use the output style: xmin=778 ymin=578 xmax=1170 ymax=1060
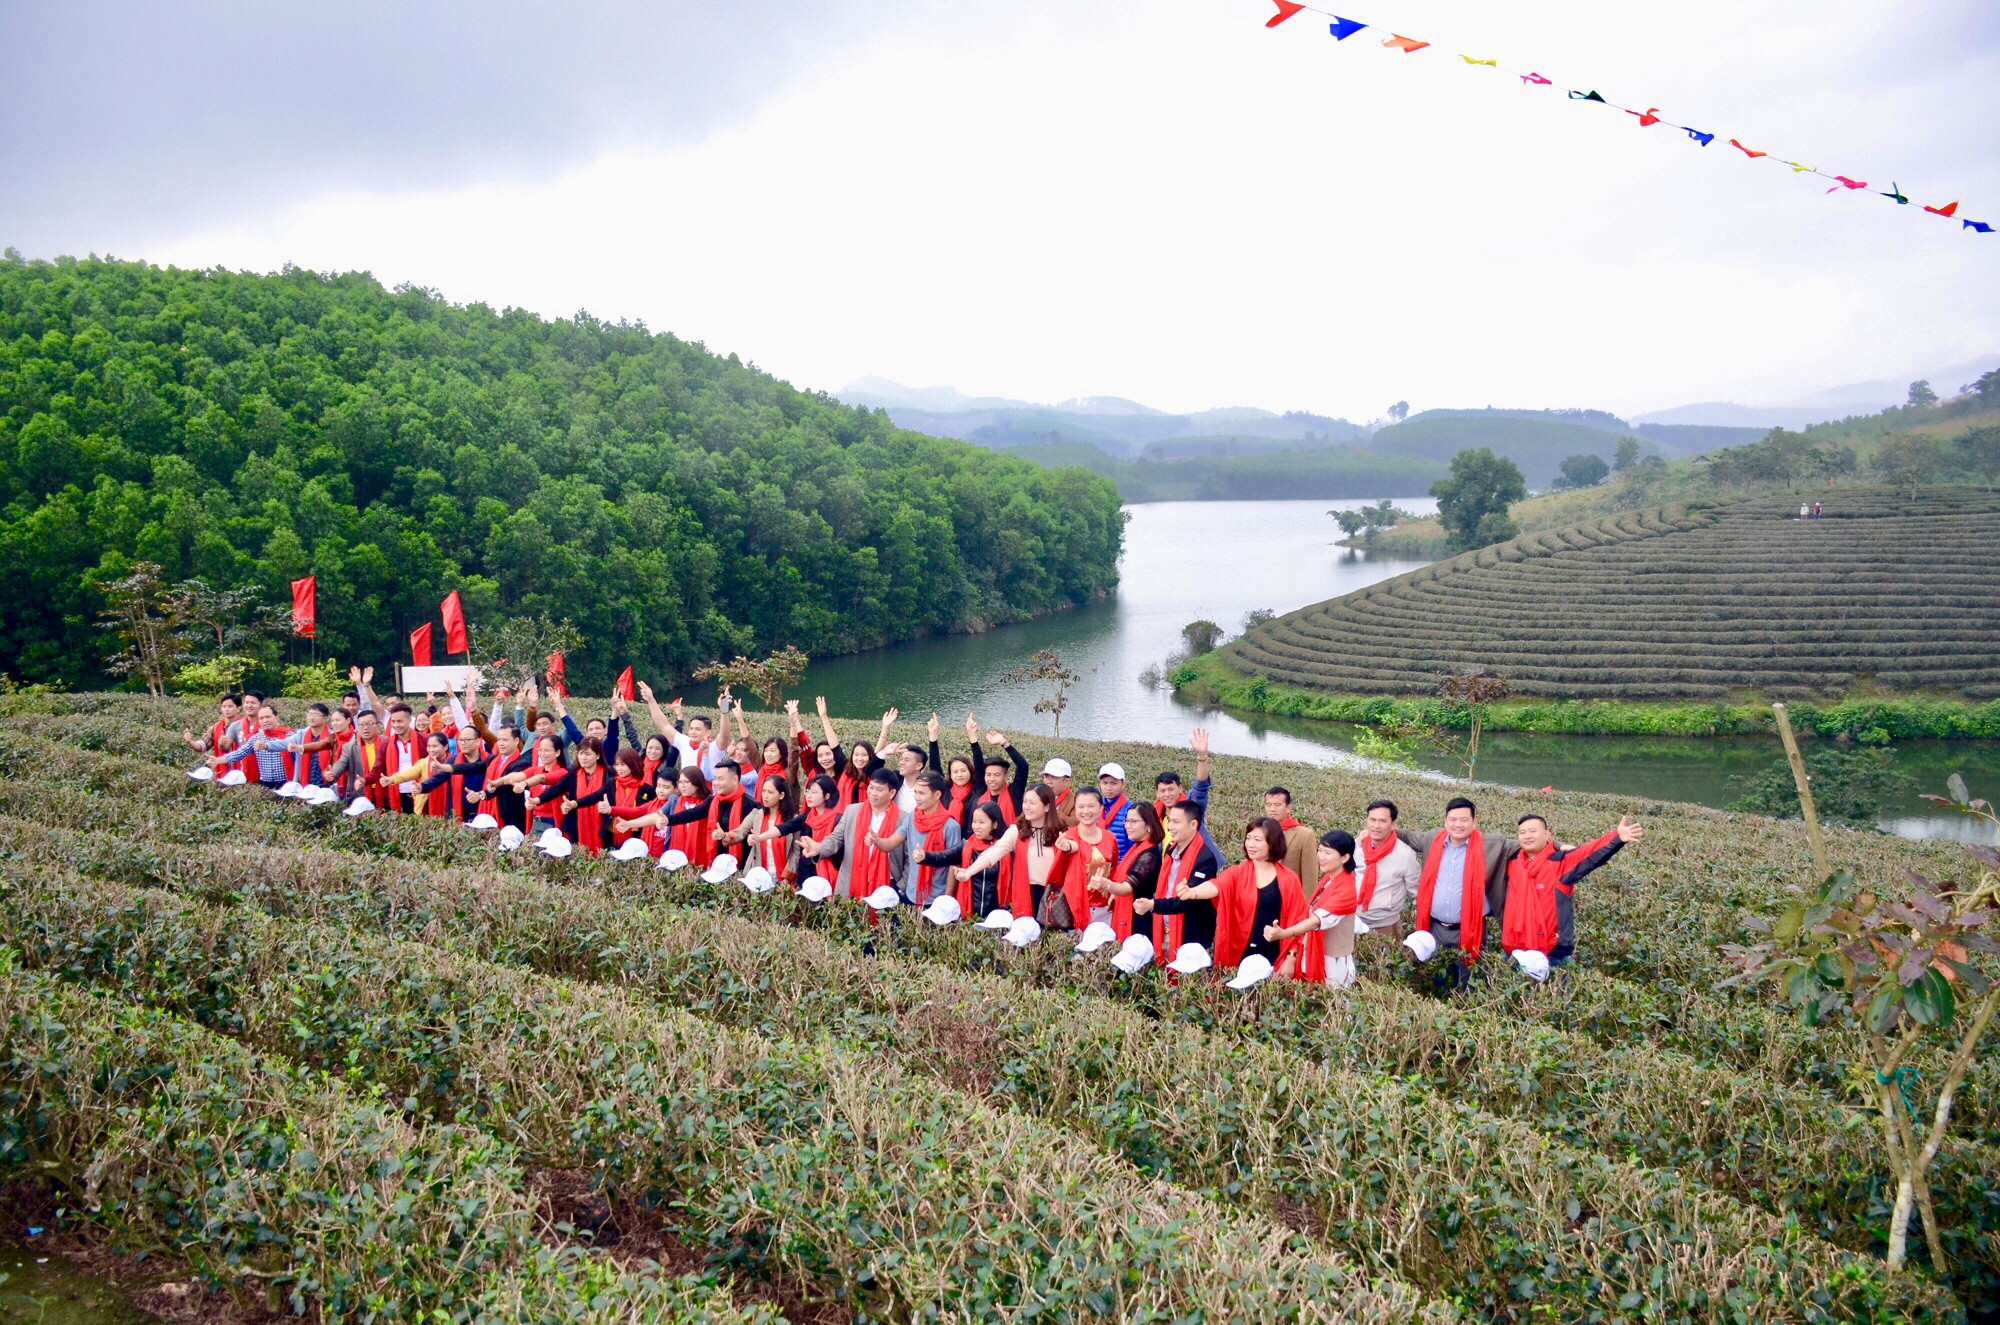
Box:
xmin=1038 ymin=882 xmax=1076 ymax=932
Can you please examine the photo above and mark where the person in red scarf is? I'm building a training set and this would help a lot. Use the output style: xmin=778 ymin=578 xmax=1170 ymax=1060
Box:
xmin=612 ymin=765 xmax=711 ymax=861
xmin=1132 ymin=802 xmax=1221 ymax=969
xmin=972 ymin=728 xmax=1028 ymax=825
xmin=513 ymin=735 xmax=567 ymax=828
xmin=375 ymin=703 xmax=426 ymax=813
xmin=755 ymin=735 xmax=793 ymax=800
xmin=325 ymin=709 xmax=387 ymax=803
xmin=1211 ymin=818 xmax=1308 ymax=973
xmin=800 ymin=767 xmax=910 ymax=902
xmin=1501 ymin=813 xmax=1642 ymax=968
xmin=1402 ymin=797 xmax=1520 ymax=991
xmin=1093 ymin=802 xmax=1163 ymax=942
xmin=948 ymin=801 xmax=1012 ymax=920
xmin=209 ymin=702 xmax=292 ymax=787
xmin=1262 ymin=787 xmax=1318 ymax=891
xmin=906 ymin=770 xmax=964 ymax=905
xmin=739 ymin=773 xmax=808 ymax=883
xmin=457 ymin=724 xmax=533 ymax=831
xmin=697 ymin=758 xmax=751 ymax=860
xmin=1053 ymin=787 xmax=1121 ymax=929
xmin=1269 ymin=830 xmax=1360 ymax=986
xmin=958 ymin=783 xmax=1062 ymax=920
xmin=181 ymin=693 xmax=243 ymax=759
xmin=383 ymin=731 xmax=470 ymax=818
xmin=1353 ymin=799 xmax=1420 ymax=942
xmin=796 ymin=775 xmax=843 ymax=884
xmin=923 ymin=712 xmax=983 ymax=833
xmin=606 ymin=749 xmax=650 ymax=851
xmin=537 ymin=736 xmax=613 ymax=854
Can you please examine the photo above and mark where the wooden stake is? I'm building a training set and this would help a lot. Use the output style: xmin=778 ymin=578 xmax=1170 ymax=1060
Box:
xmin=1772 ymin=702 xmax=1829 ymax=879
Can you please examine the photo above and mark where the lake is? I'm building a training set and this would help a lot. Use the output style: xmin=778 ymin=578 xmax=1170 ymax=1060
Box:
xmin=739 ymin=500 xmax=2000 ymax=841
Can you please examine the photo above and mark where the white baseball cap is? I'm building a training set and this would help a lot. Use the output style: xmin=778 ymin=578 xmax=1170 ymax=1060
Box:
xmin=976 ymin=907 xmax=1016 ymax=932
xmin=343 ymin=795 xmax=374 ymax=816
xmin=538 ymin=836 xmax=573 ymax=860
xmin=467 ymin=813 xmax=499 ymax=831
xmin=1166 ymin=943 xmax=1212 ymax=974
xmin=1511 ymin=949 xmax=1552 ymax=982
xmin=865 ymin=884 xmax=902 ymax=911
xmin=275 ymin=780 xmax=303 ymax=798
xmin=1352 ymin=917 xmax=1372 ymax=936
xmin=1403 ymin=930 xmax=1439 ymax=963
xmin=1097 ymin=763 xmax=1127 ymax=782
xmin=922 ymin=895 xmax=962 ymax=926
xmin=701 ymin=852 xmax=740 ymax=883
xmin=305 ymin=785 xmax=340 ymax=806
xmin=741 ymin=866 xmax=777 ymax=893
xmin=1226 ymin=954 xmax=1276 ymax=990
xmin=219 ymin=769 xmax=248 ymax=787
xmin=1042 ymin=757 xmax=1073 ymax=778
xmin=1110 ymin=934 xmax=1156 ymax=974
xmin=186 ymin=766 xmax=216 ymax=782
xmin=497 ymin=825 xmax=526 ymax=851
xmin=659 ymin=848 xmax=690 ymax=871
xmin=1074 ymin=920 xmax=1118 ymax=953
xmin=1002 ymin=916 xmax=1043 ymax=947
xmin=610 ymin=837 xmax=651 ymax=861
xmin=536 ymin=827 xmax=566 ymax=852
xmin=797 ymin=877 xmax=834 ymax=903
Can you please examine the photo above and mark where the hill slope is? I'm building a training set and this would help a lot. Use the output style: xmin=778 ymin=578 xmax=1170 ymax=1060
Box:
xmin=1361 ymin=409 xmax=1663 ymax=487
xmin=1216 ymin=487 xmax=2000 ymax=702
xmin=0 ymin=256 xmax=1124 ymax=689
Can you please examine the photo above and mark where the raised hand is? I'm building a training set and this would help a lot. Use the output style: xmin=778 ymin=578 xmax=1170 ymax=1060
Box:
xmin=638 ymin=680 xmax=655 ymax=701
xmin=985 ymin=730 xmax=1007 ymax=748
xmin=882 ymin=707 xmax=899 ymax=727
xmin=815 ymin=695 xmax=829 ymax=715
xmin=1616 ymin=815 xmax=1645 ymax=844
xmin=348 ymin=665 xmax=362 ymax=684
xmin=964 ymin=712 xmax=979 ymax=742
xmin=361 ymin=666 xmax=374 ymax=684
xmin=926 ymin=712 xmax=941 ymax=742
xmin=1191 ymin=727 xmax=1211 ymax=758
xmin=785 ymin=698 xmax=800 ymax=717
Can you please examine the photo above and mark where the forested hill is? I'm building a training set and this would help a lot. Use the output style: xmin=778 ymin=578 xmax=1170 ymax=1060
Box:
xmin=0 ymin=256 xmax=1125 ymax=689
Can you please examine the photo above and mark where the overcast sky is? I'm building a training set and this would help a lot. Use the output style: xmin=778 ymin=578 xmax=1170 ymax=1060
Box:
xmin=5 ymin=0 xmax=1996 ymax=419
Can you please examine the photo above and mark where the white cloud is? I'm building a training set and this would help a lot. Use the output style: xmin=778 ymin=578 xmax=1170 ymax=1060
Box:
xmin=124 ymin=0 xmax=2000 ymax=419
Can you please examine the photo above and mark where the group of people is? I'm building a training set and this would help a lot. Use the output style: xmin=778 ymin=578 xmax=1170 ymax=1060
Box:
xmin=181 ymin=670 xmax=1644 ymax=988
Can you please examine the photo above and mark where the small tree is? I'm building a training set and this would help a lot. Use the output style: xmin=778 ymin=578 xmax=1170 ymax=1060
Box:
xmin=1874 ymin=435 xmax=1947 ymax=499
xmin=466 ymin=615 xmax=584 ymax=692
xmin=1240 ymin=608 xmax=1276 ymax=632
xmin=1614 ymin=436 xmax=1642 ymax=472
xmin=163 ymin=578 xmax=288 ymax=660
xmin=96 ymin=561 xmax=189 ymax=696
xmin=1004 ymin=648 xmax=1093 ymax=738
xmin=1907 ymin=380 xmax=1939 ymax=409
xmin=1387 ymin=400 xmax=1410 ymax=423
xmin=1963 ymin=368 xmax=2000 ymax=402
xmin=1431 ymin=448 xmax=1526 ymax=552
xmin=1435 ymin=667 xmax=1509 ymax=782
xmin=1554 ymin=453 xmax=1610 ymax=490
xmin=1956 ymin=425 xmax=2000 ymax=492
xmin=1179 ymin=620 xmax=1224 ymax=657
xmin=1722 ymin=774 xmax=2000 ymax=1273
xmin=693 ymin=645 xmax=810 ymax=710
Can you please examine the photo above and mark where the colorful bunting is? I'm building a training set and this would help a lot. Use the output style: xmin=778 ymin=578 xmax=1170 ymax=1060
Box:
xmin=1258 ymin=1 xmax=1989 ymax=234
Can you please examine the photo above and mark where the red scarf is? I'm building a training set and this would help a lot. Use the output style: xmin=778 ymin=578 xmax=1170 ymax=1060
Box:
xmin=640 ymin=756 xmax=661 ymax=787
xmin=956 ymin=833 xmax=1004 ymax=913
xmin=1157 ymin=838 xmax=1204 ymax=966
xmin=360 ymin=735 xmax=397 ymax=809
xmin=913 ymin=803 xmax=952 ymax=897
xmin=1213 ymin=862 xmax=1307 ymax=971
xmin=756 ymin=807 xmax=790 ymax=879
xmin=609 ymin=775 xmax=645 ymax=844
xmin=986 ymin=784 xmax=1017 ymax=824
xmin=805 ymin=806 xmax=840 ymax=881
xmin=1415 ymin=830 xmax=1488 ymax=963
xmin=945 ymin=779 xmax=974 ymax=825
xmin=421 ymin=757 xmax=462 ymax=820
xmin=573 ymin=763 xmax=606 ymax=854
xmin=1057 ymin=826 xmax=1118 ymax=928
xmin=851 ymin=804 xmax=896 ymax=899
xmin=757 ymin=760 xmax=787 ymax=792
xmin=671 ymin=794 xmax=713 ymax=867
xmin=705 ymin=785 xmax=746 ymax=852
xmin=1358 ymin=832 xmax=1398 ymax=910
xmin=530 ymin=755 xmax=564 ymax=821
xmin=1106 ymin=841 xmax=1151 ymax=941
xmin=1299 ymin=869 xmax=1357 ymax=984
xmin=1500 ymin=831 xmax=1618 ymax=956
xmin=1275 ymin=815 xmax=1301 ymax=833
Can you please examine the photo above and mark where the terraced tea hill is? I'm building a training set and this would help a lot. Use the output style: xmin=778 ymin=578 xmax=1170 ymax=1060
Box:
xmin=1223 ymin=487 xmax=2000 ymax=701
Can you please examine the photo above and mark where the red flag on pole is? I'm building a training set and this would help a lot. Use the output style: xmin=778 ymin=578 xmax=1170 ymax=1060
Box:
xmin=615 ymin=666 xmax=634 ymax=701
xmin=547 ymin=650 xmax=567 ymax=698
xmin=440 ymin=591 xmax=469 ymax=655
xmin=410 ymin=623 xmax=433 ymax=668
xmin=290 ymin=576 xmax=315 ymax=638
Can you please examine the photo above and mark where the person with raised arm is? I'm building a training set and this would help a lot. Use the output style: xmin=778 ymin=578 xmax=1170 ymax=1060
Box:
xmin=534 ymin=735 xmax=613 ymax=853
xmin=1212 ymin=818 xmax=1308 ymax=973
xmin=1152 ymin=728 xmax=1221 ymax=861
xmin=458 ymin=723 xmax=533 ymax=831
xmin=1132 ymin=800 xmax=1222 ymax=969
xmin=613 ymin=765 xmax=713 ymax=865
xmin=972 ymin=726 xmax=1029 ymax=824
xmin=637 ymin=679 xmax=724 ymax=779
xmin=1268 ymin=830 xmax=1361 ymax=987
xmin=800 ymin=766 xmax=912 ymax=903
xmin=886 ymin=716 xmax=934 ymax=815
xmin=927 ymin=711 xmax=982 ymax=833
xmin=956 ymin=782 xmax=1064 ymax=920
xmin=385 ymin=730 xmax=469 ymax=818
xmin=731 ymin=771 xmax=801 ymax=883
xmin=1499 ymin=813 xmax=1644 ymax=971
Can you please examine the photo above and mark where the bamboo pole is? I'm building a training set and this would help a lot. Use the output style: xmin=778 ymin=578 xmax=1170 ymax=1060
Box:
xmin=1772 ymin=702 xmax=1828 ymax=879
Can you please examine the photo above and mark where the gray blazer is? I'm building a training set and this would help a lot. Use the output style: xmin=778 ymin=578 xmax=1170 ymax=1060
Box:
xmin=815 ymin=801 xmax=918 ymax=901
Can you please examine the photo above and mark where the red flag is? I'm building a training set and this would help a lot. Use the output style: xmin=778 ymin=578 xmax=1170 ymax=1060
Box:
xmin=1265 ymin=0 xmax=1304 ymax=26
xmin=547 ymin=649 xmax=567 ymax=698
xmin=410 ymin=623 xmax=433 ymax=668
xmin=440 ymin=590 xmax=469 ymax=655
xmin=290 ymin=576 xmax=315 ymax=638
xmin=615 ymin=666 xmax=635 ymax=701
xmin=1925 ymin=201 xmax=1960 ymax=218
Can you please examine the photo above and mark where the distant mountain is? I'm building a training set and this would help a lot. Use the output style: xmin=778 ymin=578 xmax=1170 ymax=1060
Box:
xmin=840 ymin=377 xmax=1033 ymax=413
xmin=1363 ymin=409 xmax=1664 ymax=488
xmin=1630 ymin=355 xmax=2000 ymax=430
xmin=1049 ymin=395 xmax=1164 ymax=416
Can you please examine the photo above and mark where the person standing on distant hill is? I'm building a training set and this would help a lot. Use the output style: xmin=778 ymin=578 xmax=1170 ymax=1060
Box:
xmin=1398 ymin=796 xmax=1520 ymax=990
xmin=1355 ymin=798 xmax=1420 ymax=941
xmin=1814 ymin=501 xmax=1822 ymax=519
xmin=1500 ymin=813 xmax=1644 ymax=970
xmin=1799 ymin=502 xmax=1809 ymax=520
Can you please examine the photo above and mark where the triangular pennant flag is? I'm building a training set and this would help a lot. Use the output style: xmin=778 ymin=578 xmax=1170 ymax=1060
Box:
xmin=1383 ymin=34 xmax=1429 ymax=53
xmin=1628 ymin=107 xmax=1662 ymax=127
xmin=1730 ymin=139 xmax=1767 ymax=158
xmin=1520 ymin=72 xmax=1552 ymax=86
xmin=1882 ymin=182 xmax=1909 ymax=204
xmin=1683 ymin=128 xmax=1715 ymax=147
xmin=1825 ymin=176 xmax=1867 ymax=194
xmin=1265 ymin=0 xmax=1305 ymax=26
xmin=1327 ymin=16 xmax=1366 ymax=40
xmin=440 ymin=590 xmax=469 ymax=655
xmin=1924 ymin=201 xmax=1960 ymax=218
xmin=1568 ymin=89 xmax=1606 ymax=102
xmin=1966 ymin=219 xmax=1996 ymax=234
xmin=1788 ymin=161 xmax=1817 ymax=173
xmin=409 ymin=623 xmax=433 ymax=668
xmin=1460 ymin=55 xmax=1497 ymax=66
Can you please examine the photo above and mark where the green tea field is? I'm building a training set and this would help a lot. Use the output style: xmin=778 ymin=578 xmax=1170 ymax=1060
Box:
xmin=1 ymin=693 xmax=1996 ymax=1322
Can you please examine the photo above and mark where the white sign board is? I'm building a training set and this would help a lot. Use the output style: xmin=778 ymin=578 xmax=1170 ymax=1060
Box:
xmin=396 ymin=664 xmax=477 ymax=693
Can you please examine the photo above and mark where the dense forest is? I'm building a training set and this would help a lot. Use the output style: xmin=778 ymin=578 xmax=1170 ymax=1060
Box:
xmin=0 ymin=255 xmax=1125 ymax=690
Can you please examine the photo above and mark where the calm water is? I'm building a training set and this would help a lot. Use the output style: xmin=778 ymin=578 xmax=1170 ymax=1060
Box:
xmin=698 ymin=499 xmax=2000 ymax=841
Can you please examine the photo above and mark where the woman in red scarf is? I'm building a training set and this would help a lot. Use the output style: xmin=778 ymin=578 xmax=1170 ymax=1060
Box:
xmin=1094 ymin=802 xmax=1164 ymax=942
xmin=384 ymin=732 xmax=467 ymax=819
xmin=1211 ymin=818 xmax=1308 ymax=972
xmin=951 ymin=802 xmax=1012 ymax=920
xmin=536 ymin=736 xmax=611 ymax=854
xmin=1053 ymin=787 xmax=1120 ymax=930
xmin=1270 ymin=830 xmax=1359 ymax=986
xmin=957 ymin=783 xmax=1062 ymax=919
xmin=796 ymin=775 xmax=842 ymax=884
xmin=613 ymin=766 xmax=713 ymax=865
xmin=638 ymin=734 xmax=670 ymax=789
xmin=607 ymin=749 xmax=649 ymax=850
xmin=517 ymin=735 xmax=567 ymax=827
xmin=734 ymin=772 xmax=800 ymax=882
xmin=755 ymin=736 xmax=793 ymax=798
